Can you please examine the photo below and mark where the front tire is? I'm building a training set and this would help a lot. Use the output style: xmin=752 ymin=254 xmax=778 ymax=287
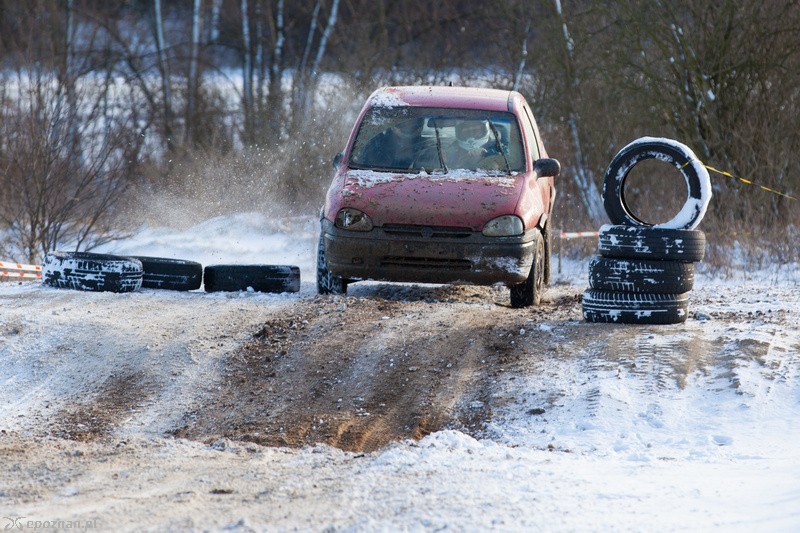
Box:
xmin=542 ymin=220 xmax=552 ymax=286
xmin=317 ymin=233 xmax=347 ymax=295
xmin=510 ymin=231 xmax=544 ymax=308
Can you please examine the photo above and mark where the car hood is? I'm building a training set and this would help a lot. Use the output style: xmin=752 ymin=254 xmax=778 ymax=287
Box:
xmin=336 ymin=170 xmax=523 ymax=230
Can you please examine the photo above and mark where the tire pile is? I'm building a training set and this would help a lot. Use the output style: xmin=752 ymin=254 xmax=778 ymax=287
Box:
xmin=41 ymin=251 xmax=300 ymax=294
xmin=582 ymin=137 xmax=712 ymax=325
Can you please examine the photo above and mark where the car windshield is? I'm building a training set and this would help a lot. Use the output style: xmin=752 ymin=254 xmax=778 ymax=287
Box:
xmin=349 ymin=106 xmax=525 ymax=174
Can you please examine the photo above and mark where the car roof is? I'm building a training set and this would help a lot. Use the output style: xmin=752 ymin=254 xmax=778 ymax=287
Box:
xmin=366 ymin=86 xmax=517 ymax=113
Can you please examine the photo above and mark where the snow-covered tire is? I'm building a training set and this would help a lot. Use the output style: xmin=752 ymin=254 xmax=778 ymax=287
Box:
xmin=598 ymin=224 xmax=706 ymax=263
xmin=582 ymin=289 xmax=689 ymax=325
xmin=317 ymin=234 xmax=347 ymax=295
xmin=509 ymin=230 xmax=545 ymax=308
xmin=42 ymin=251 xmax=143 ymax=293
xmin=602 ymin=137 xmax=712 ymax=230
xmin=588 ymin=256 xmax=694 ymax=294
xmin=132 ymin=256 xmax=203 ymax=291
xmin=204 ymin=265 xmax=300 ymax=293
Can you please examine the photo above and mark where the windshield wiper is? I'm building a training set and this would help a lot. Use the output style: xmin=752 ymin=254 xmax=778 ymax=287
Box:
xmin=487 ymin=120 xmax=511 ymax=175
xmin=432 ymin=118 xmax=449 ymax=174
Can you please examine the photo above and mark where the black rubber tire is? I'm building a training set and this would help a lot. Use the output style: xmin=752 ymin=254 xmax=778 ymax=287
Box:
xmin=598 ymin=225 xmax=706 ymax=263
xmin=132 ymin=256 xmax=203 ymax=291
xmin=317 ymin=233 xmax=347 ymax=295
xmin=542 ymin=220 xmax=552 ymax=286
xmin=602 ymin=138 xmax=711 ymax=230
xmin=42 ymin=251 xmax=143 ymax=293
xmin=204 ymin=265 xmax=300 ymax=293
xmin=509 ymin=231 xmax=544 ymax=308
xmin=582 ymin=289 xmax=689 ymax=325
xmin=588 ymin=256 xmax=695 ymax=293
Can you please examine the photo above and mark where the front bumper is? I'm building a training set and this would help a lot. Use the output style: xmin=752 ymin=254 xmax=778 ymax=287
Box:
xmin=322 ymin=219 xmax=537 ymax=285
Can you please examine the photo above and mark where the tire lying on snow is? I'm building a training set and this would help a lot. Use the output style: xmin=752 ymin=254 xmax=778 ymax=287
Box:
xmin=598 ymin=224 xmax=706 ymax=263
xmin=588 ymin=256 xmax=694 ymax=294
xmin=204 ymin=264 xmax=300 ymax=293
xmin=42 ymin=251 xmax=143 ymax=293
xmin=581 ymin=289 xmax=689 ymax=325
xmin=132 ymin=256 xmax=203 ymax=291
xmin=602 ymin=136 xmax=712 ymax=230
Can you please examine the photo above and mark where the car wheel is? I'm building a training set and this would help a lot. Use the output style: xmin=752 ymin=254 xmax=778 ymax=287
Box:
xmin=42 ymin=251 xmax=143 ymax=293
xmin=588 ymin=256 xmax=695 ymax=293
xmin=203 ymin=265 xmax=300 ymax=293
xmin=602 ymin=137 xmax=712 ymax=230
xmin=317 ymin=234 xmax=347 ymax=295
xmin=542 ymin=220 xmax=552 ymax=286
xmin=132 ymin=256 xmax=203 ymax=291
xmin=598 ymin=224 xmax=706 ymax=263
xmin=581 ymin=289 xmax=689 ymax=325
xmin=510 ymin=231 xmax=544 ymax=308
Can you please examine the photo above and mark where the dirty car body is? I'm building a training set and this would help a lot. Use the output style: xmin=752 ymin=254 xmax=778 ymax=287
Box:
xmin=318 ymin=86 xmax=559 ymax=307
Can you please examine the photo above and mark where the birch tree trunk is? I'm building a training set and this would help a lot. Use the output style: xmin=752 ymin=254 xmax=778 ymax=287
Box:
xmin=303 ymin=0 xmax=340 ymax=116
xmin=64 ymin=0 xmax=81 ymax=165
xmin=241 ymin=0 xmax=254 ymax=144
xmin=310 ymin=0 xmax=340 ymax=80
xmin=209 ymin=0 xmax=222 ymax=43
xmin=185 ymin=0 xmax=202 ymax=145
xmin=255 ymin=0 xmax=265 ymax=126
xmin=293 ymin=0 xmax=321 ymax=132
xmin=553 ymin=0 xmax=605 ymax=225
xmin=512 ymin=21 xmax=531 ymax=92
xmin=154 ymin=0 xmax=174 ymax=152
xmin=266 ymin=0 xmax=285 ymax=142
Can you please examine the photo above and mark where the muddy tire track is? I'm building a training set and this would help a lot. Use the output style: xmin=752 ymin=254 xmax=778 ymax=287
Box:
xmin=165 ymin=285 xmax=582 ymax=452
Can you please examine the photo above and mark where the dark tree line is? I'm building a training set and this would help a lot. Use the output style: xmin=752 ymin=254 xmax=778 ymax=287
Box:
xmin=1 ymin=0 xmax=798 ymax=263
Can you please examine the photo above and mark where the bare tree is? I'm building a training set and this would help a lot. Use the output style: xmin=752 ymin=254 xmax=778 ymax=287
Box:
xmin=607 ymin=0 xmax=800 ymax=228
xmin=549 ymin=0 xmax=605 ymax=225
xmin=0 ymin=63 xmax=141 ymax=262
xmin=185 ymin=0 xmax=203 ymax=145
xmin=241 ymin=0 xmax=255 ymax=144
xmin=292 ymin=0 xmax=340 ymax=131
xmin=265 ymin=0 xmax=286 ymax=142
xmin=153 ymin=0 xmax=174 ymax=152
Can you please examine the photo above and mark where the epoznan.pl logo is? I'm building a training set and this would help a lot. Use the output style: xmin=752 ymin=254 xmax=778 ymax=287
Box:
xmin=3 ymin=517 xmax=24 ymax=531
xmin=4 ymin=517 xmax=98 ymax=530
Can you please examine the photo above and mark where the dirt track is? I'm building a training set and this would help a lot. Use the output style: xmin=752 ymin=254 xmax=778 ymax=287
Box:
xmin=167 ymin=285 xmax=582 ymax=452
xmin=3 ymin=279 xmax=794 ymax=452
xmin=2 ymin=277 xmax=799 ymax=530
xmin=12 ymin=282 xmax=582 ymax=452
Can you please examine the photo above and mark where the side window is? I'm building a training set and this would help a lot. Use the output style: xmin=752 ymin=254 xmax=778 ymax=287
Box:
xmin=521 ymin=105 xmax=541 ymax=161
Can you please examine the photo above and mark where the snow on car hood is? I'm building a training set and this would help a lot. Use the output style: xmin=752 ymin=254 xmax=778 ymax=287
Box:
xmin=339 ymin=169 xmax=522 ymax=230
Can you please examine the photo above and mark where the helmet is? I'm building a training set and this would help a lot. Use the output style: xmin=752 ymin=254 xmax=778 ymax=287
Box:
xmin=455 ymin=120 xmax=491 ymax=151
xmin=393 ymin=118 xmax=424 ymax=140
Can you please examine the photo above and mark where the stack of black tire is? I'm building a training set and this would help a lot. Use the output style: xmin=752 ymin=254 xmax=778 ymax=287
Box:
xmin=582 ymin=137 xmax=712 ymax=325
xmin=41 ymin=251 xmax=300 ymax=294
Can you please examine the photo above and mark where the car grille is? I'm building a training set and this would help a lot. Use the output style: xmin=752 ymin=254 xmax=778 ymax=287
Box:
xmin=380 ymin=256 xmax=472 ymax=270
xmin=382 ymin=224 xmax=473 ymax=239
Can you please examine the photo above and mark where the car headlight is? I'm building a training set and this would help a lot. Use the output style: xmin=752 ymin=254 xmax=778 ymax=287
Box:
xmin=482 ymin=215 xmax=524 ymax=237
xmin=335 ymin=208 xmax=374 ymax=231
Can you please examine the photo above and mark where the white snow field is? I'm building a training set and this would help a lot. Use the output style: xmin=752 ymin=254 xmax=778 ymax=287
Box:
xmin=1 ymin=212 xmax=798 ymax=531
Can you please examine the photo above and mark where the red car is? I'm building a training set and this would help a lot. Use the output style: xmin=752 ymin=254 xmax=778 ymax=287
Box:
xmin=317 ymin=86 xmax=559 ymax=307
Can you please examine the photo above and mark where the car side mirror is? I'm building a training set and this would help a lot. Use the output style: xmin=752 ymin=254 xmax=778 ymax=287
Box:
xmin=534 ymin=158 xmax=560 ymax=178
xmin=332 ymin=151 xmax=344 ymax=169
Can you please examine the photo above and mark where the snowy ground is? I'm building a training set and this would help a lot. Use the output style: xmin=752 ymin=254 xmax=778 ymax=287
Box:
xmin=1 ymin=213 xmax=799 ymax=531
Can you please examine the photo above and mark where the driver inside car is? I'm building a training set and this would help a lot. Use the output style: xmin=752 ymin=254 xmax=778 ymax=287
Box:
xmin=359 ymin=117 xmax=428 ymax=170
xmin=445 ymin=120 xmax=504 ymax=171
